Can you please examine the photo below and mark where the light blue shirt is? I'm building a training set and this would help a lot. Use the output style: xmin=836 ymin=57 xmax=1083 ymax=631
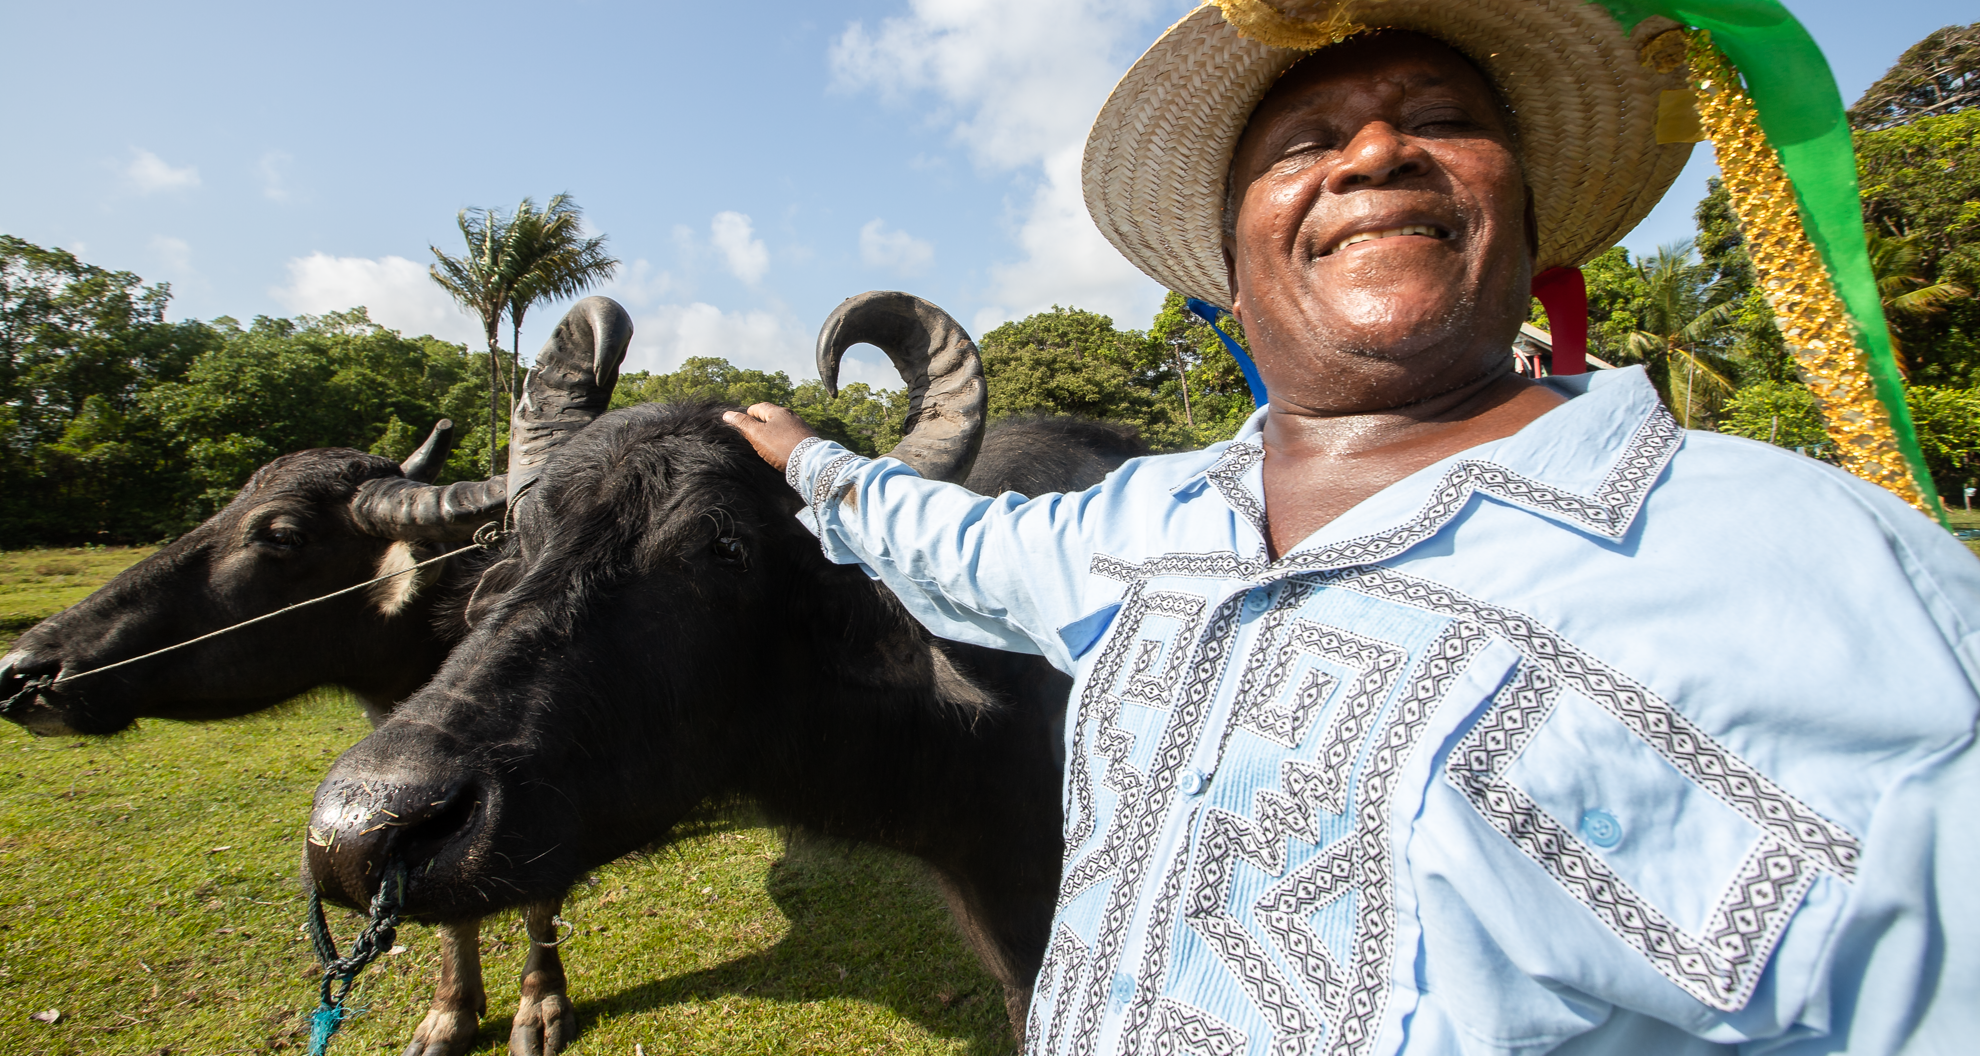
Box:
xmin=786 ymin=366 xmax=1980 ymax=1055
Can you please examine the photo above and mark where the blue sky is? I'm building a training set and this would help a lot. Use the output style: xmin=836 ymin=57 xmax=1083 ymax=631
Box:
xmin=2 ymin=0 xmax=1970 ymax=387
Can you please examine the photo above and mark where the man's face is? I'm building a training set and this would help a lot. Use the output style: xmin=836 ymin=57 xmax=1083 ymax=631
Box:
xmin=1226 ymin=32 xmax=1533 ymax=404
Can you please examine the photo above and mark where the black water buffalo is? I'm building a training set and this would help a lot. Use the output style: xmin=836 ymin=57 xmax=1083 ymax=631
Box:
xmin=0 ymin=297 xmax=631 ymax=1056
xmin=305 ymin=292 xmax=1145 ymax=1053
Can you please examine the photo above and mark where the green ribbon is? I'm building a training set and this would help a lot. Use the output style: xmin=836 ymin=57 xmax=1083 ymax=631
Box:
xmin=1595 ymin=0 xmax=1943 ymax=518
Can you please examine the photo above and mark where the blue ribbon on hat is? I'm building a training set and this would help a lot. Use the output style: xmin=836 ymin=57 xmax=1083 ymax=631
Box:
xmin=1184 ymin=298 xmax=1267 ymax=407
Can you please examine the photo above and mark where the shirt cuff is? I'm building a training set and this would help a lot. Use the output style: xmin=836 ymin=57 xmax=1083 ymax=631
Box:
xmin=784 ymin=435 xmax=828 ymax=493
xmin=786 ymin=437 xmax=868 ymax=524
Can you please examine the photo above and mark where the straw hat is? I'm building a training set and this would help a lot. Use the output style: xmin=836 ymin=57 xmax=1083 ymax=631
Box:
xmin=1082 ymin=0 xmax=1698 ymax=308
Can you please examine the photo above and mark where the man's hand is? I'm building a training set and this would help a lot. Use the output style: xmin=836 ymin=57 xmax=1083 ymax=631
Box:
xmin=723 ymin=403 xmax=820 ymax=472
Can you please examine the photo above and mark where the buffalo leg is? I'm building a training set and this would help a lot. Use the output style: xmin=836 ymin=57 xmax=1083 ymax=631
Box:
xmin=402 ymin=917 xmax=487 ymax=1056
xmin=931 ymin=870 xmax=1037 ymax=1042
xmin=507 ymin=900 xmax=576 ymax=1056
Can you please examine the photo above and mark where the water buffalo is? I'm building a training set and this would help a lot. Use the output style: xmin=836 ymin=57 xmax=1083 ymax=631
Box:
xmin=0 ymin=297 xmax=631 ymax=1056
xmin=305 ymin=292 xmax=1146 ymax=1054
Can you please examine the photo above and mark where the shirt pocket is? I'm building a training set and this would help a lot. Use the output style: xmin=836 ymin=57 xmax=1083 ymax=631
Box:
xmin=1449 ymin=671 xmax=1836 ymax=1013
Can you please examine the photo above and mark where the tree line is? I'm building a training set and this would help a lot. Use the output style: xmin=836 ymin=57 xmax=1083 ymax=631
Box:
xmin=5 ymin=23 xmax=1975 ymax=546
xmin=0 ymin=232 xmax=1255 ymax=547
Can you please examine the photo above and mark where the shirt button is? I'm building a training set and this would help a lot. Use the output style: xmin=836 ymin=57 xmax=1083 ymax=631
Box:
xmin=1241 ymin=589 xmax=1271 ymax=617
xmin=1180 ymin=768 xmax=1211 ymax=796
xmin=1109 ymin=971 xmax=1135 ymax=1009
xmin=1580 ymin=808 xmax=1623 ymax=849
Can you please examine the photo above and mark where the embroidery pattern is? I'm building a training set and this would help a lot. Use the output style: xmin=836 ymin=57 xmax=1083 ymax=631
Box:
xmin=1323 ymin=621 xmax=1488 ymax=1056
xmin=809 ymin=452 xmax=863 ymax=517
xmin=1150 ymin=998 xmax=1249 ymax=1056
xmin=1120 ymin=810 xmax=1200 ymax=1053
xmin=1059 ymin=594 xmax=1246 ymax=1056
xmin=1062 ymin=590 xmax=1208 ymax=897
xmin=1446 ymin=658 xmax=1819 ymax=1011
xmin=785 ymin=436 xmax=826 ymax=492
xmin=1180 ymin=613 xmax=1411 ymax=1054
xmin=1332 ymin=566 xmax=1860 ymax=881
xmin=1031 ymin=924 xmax=1092 ymax=1049
xmin=1238 ymin=667 xmax=1339 ymax=749
xmin=1203 ymin=440 xmax=1269 ymax=547
xmin=1093 ymin=404 xmax=1685 ymax=588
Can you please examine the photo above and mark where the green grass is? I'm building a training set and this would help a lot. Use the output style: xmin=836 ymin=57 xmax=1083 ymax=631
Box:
xmin=1942 ymin=508 xmax=1980 ymax=557
xmin=0 ymin=546 xmax=157 ymax=644
xmin=0 ymin=549 xmax=1014 ymax=1056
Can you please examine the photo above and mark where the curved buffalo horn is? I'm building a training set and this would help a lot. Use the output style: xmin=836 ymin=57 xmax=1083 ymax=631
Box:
xmin=400 ymin=419 xmax=455 ymax=484
xmin=350 ymin=476 xmax=508 ymax=543
xmin=507 ymin=295 xmax=634 ymax=501
xmin=816 ymin=291 xmax=986 ymax=484
xmin=351 ymin=296 xmax=632 ymax=539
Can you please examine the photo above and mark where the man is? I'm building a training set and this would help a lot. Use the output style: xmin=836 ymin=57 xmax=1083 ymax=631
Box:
xmin=730 ymin=3 xmax=1976 ymax=1052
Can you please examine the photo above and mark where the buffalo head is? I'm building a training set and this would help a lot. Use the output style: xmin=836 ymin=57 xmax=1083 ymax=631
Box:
xmin=0 ymin=296 xmax=633 ymax=736
xmin=303 ymin=292 xmax=1008 ymax=919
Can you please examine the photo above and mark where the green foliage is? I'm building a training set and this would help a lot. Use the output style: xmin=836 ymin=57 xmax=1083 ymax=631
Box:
xmin=978 ymin=296 xmax=1255 ymax=451
xmin=1580 ymin=246 xmax=1650 ymax=364
xmin=0 ymin=237 xmax=492 ymax=546
xmin=1905 ymin=385 xmax=1980 ymax=493
xmin=1146 ymin=291 xmax=1259 ymax=444
xmin=1718 ymin=381 xmax=1832 ymax=450
xmin=1848 ymin=22 xmax=1980 ymax=132
xmin=141 ymin=310 xmax=490 ymax=516
xmin=611 ymin=357 xmax=906 ymax=457
xmin=1 ymin=237 xmax=220 ymax=545
xmin=1856 ymin=110 xmax=1980 ymax=385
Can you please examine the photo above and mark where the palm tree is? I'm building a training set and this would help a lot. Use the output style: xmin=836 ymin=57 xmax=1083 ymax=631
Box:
xmin=430 ymin=194 xmax=619 ymax=473
xmin=1622 ymin=240 xmax=1739 ymax=428
xmin=500 ymin=196 xmax=618 ymax=410
xmin=1866 ymin=224 xmax=1971 ymax=377
xmin=431 ymin=207 xmax=516 ymax=472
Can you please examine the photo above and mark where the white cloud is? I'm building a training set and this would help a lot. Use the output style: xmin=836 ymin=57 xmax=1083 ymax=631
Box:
xmin=597 ymin=258 xmax=680 ymax=308
xmin=709 ymin=211 xmax=769 ymax=284
xmin=270 ymin=253 xmax=481 ymax=345
xmin=258 ymin=150 xmax=293 ymax=202
xmin=859 ymin=219 xmax=935 ymax=276
xmin=623 ymin=302 xmax=899 ymax=390
xmin=830 ymin=0 xmax=1168 ymax=330
xmin=149 ymin=235 xmax=195 ymax=280
xmin=125 ymin=148 xmax=200 ymax=194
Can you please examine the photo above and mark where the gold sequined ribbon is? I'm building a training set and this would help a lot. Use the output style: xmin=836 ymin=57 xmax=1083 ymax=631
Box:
xmin=1211 ymin=0 xmax=1372 ymax=49
xmin=1684 ymin=34 xmax=1931 ymax=513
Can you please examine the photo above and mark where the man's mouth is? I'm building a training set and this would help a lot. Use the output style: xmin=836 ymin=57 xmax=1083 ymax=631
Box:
xmin=1326 ymin=224 xmax=1450 ymax=256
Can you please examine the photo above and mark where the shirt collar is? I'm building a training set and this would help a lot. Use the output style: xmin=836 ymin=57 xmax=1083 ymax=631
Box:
xmin=1181 ymin=366 xmax=1682 ymax=573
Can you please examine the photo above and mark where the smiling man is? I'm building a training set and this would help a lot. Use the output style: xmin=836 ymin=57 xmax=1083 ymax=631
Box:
xmin=728 ymin=2 xmax=1978 ymax=1053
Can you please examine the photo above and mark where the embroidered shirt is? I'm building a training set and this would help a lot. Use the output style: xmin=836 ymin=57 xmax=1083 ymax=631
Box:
xmin=786 ymin=366 xmax=1980 ymax=1055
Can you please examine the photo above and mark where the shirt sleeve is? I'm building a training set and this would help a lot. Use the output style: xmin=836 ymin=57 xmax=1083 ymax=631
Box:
xmin=786 ymin=438 xmax=1103 ymax=673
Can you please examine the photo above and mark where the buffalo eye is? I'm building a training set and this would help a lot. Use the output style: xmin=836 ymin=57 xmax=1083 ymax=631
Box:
xmin=712 ymin=535 xmax=749 ymax=570
xmin=260 ymin=524 xmax=307 ymax=549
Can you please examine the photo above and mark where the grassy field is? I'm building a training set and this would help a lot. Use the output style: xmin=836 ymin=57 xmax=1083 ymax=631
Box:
xmin=1943 ymin=507 xmax=1980 ymax=557
xmin=0 ymin=547 xmax=158 ymax=644
xmin=0 ymin=548 xmax=1015 ymax=1056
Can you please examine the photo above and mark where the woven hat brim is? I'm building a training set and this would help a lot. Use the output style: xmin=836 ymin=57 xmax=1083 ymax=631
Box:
xmin=1082 ymin=2 xmax=1697 ymax=308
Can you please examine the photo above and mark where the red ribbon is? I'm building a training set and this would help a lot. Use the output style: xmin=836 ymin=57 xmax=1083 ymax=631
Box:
xmin=1530 ymin=267 xmax=1588 ymax=376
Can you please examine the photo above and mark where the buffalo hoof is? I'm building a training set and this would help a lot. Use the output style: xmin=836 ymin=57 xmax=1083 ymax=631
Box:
xmin=507 ymin=988 xmax=577 ymax=1056
xmin=401 ymin=1004 xmax=480 ymax=1056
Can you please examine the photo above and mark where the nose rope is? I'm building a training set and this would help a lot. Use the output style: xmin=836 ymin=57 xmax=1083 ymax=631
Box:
xmin=0 ymin=522 xmax=507 ymax=717
xmin=304 ymin=856 xmax=409 ymax=1056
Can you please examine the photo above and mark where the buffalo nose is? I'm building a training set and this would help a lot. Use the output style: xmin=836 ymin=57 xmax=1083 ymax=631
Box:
xmin=0 ymin=649 xmax=72 ymax=734
xmin=307 ymin=772 xmax=482 ymax=909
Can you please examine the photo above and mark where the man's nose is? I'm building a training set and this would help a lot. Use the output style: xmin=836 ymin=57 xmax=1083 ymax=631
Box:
xmin=1326 ymin=122 xmax=1425 ymax=192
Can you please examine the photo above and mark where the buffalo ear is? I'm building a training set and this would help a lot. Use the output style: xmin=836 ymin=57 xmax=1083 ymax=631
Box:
xmin=464 ymin=557 xmax=526 ymax=629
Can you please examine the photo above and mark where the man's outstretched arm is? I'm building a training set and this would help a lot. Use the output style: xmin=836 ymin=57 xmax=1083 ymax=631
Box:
xmin=725 ymin=403 xmax=1107 ymax=673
